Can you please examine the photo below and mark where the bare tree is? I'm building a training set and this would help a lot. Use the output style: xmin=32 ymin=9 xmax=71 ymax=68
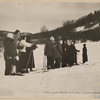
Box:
xmin=40 ymin=25 xmax=48 ymax=32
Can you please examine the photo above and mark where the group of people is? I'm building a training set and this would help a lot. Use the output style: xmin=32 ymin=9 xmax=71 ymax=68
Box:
xmin=3 ymin=30 xmax=88 ymax=76
xmin=3 ymin=30 xmax=37 ymax=76
xmin=44 ymin=36 xmax=88 ymax=71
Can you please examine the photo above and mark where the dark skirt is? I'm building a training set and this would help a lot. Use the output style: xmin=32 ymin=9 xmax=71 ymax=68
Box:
xmin=68 ymin=54 xmax=74 ymax=66
xmin=47 ymin=56 xmax=54 ymax=69
xmin=26 ymin=51 xmax=35 ymax=71
xmin=83 ymin=53 xmax=88 ymax=63
xmin=18 ymin=52 xmax=27 ymax=72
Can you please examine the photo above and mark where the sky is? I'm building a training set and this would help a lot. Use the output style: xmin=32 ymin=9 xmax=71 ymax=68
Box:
xmin=0 ymin=2 xmax=100 ymax=34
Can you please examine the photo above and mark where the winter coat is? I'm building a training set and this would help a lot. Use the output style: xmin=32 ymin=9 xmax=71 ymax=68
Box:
xmin=69 ymin=45 xmax=76 ymax=55
xmin=19 ymin=40 xmax=32 ymax=52
xmin=62 ymin=44 xmax=69 ymax=56
xmin=53 ymin=41 xmax=62 ymax=59
xmin=69 ymin=45 xmax=79 ymax=55
xmin=4 ymin=38 xmax=17 ymax=60
xmin=68 ymin=45 xmax=76 ymax=64
xmin=82 ymin=47 xmax=88 ymax=63
xmin=44 ymin=39 xmax=54 ymax=57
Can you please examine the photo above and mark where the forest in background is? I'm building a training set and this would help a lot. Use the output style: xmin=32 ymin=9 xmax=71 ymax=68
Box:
xmin=32 ymin=10 xmax=100 ymax=42
xmin=0 ymin=10 xmax=100 ymax=46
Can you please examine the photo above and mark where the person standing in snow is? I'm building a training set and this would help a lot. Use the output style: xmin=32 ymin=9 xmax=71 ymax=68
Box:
xmin=68 ymin=41 xmax=79 ymax=67
xmin=82 ymin=44 xmax=88 ymax=64
xmin=62 ymin=39 xmax=69 ymax=67
xmin=18 ymin=35 xmax=33 ymax=73
xmin=4 ymin=33 xmax=17 ymax=75
xmin=44 ymin=36 xmax=55 ymax=70
xmin=13 ymin=30 xmax=23 ymax=75
xmin=74 ymin=44 xmax=80 ymax=65
xmin=26 ymin=35 xmax=37 ymax=72
xmin=53 ymin=36 xmax=62 ymax=68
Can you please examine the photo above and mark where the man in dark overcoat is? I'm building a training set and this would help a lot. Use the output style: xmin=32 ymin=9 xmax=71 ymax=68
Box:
xmin=4 ymin=33 xmax=17 ymax=75
xmin=44 ymin=36 xmax=55 ymax=70
xmin=53 ymin=36 xmax=62 ymax=68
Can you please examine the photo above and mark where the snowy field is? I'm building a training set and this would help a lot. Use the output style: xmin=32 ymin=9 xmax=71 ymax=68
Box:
xmin=0 ymin=41 xmax=100 ymax=99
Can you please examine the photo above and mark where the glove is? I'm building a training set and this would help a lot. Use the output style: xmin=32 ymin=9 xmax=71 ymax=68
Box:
xmin=31 ymin=44 xmax=38 ymax=50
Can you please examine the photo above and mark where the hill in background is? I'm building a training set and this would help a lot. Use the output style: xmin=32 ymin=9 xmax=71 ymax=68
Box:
xmin=0 ymin=10 xmax=100 ymax=46
xmin=32 ymin=10 xmax=100 ymax=42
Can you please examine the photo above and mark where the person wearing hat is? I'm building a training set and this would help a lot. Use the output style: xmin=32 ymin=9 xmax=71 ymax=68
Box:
xmin=53 ymin=36 xmax=62 ymax=68
xmin=18 ymin=35 xmax=34 ymax=73
xmin=82 ymin=44 xmax=88 ymax=64
xmin=62 ymin=39 xmax=69 ymax=67
xmin=44 ymin=36 xmax=55 ymax=70
xmin=68 ymin=41 xmax=80 ymax=67
xmin=25 ymin=35 xmax=37 ymax=72
xmin=4 ymin=33 xmax=17 ymax=75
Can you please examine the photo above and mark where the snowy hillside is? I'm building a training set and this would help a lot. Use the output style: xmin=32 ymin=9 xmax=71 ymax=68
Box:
xmin=0 ymin=42 xmax=100 ymax=99
xmin=75 ymin=22 xmax=99 ymax=32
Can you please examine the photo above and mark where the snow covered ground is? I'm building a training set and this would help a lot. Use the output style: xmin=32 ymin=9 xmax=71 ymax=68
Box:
xmin=0 ymin=41 xmax=100 ymax=99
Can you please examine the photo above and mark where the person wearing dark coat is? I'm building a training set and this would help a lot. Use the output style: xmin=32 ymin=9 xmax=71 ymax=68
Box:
xmin=18 ymin=35 xmax=33 ymax=73
xmin=53 ymin=36 xmax=62 ymax=68
xmin=68 ymin=41 xmax=79 ymax=67
xmin=13 ymin=29 xmax=21 ymax=48
xmin=62 ymin=39 xmax=69 ymax=67
xmin=44 ymin=36 xmax=55 ymax=70
xmin=4 ymin=33 xmax=17 ymax=75
xmin=13 ymin=30 xmax=23 ymax=75
xmin=26 ymin=36 xmax=37 ymax=72
xmin=82 ymin=44 xmax=88 ymax=63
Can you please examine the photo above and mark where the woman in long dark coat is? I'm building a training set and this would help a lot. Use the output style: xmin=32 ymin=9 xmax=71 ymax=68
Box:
xmin=68 ymin=41 xmax=79 ymax=67
xmin=82 ymin=44 xmax=88 ymax=63
xmin=18 ymin=35 xmax=33 ymax=73
xmin=26 ymin=36 xmax=36 ymax=72
xmin=68 ymin=42 xmax=75 ymax=67
xmin=62 ymin=39 xmax=69 ymax=67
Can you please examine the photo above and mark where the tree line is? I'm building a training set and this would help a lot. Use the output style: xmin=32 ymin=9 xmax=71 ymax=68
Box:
xmin=32 ymin=10 xmax=100 ymax=43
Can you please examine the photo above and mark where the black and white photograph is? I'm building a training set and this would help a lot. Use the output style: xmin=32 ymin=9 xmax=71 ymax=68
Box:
xmin=0 ymin=0 xmax=100 ymax=99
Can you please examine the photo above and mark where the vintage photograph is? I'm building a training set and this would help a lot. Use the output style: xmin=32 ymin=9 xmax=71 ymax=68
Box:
xmin=0 ymin=1 xmax=100 ymax=99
